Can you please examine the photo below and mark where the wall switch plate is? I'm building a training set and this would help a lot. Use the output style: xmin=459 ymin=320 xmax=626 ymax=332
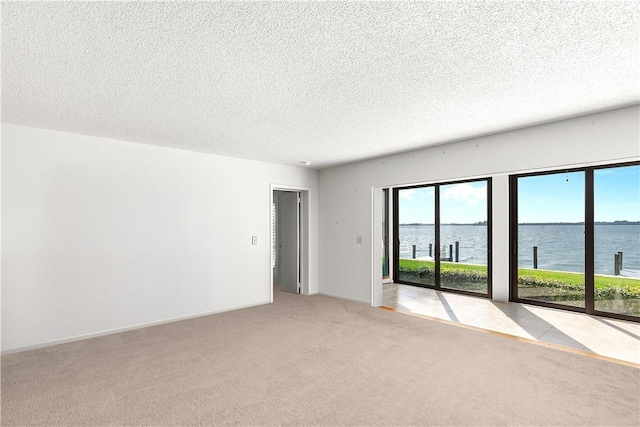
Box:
xmin=356 ymin=236 xmax=362 ymax=244
xmin=252 ymin=236 xmax=258 ymax=245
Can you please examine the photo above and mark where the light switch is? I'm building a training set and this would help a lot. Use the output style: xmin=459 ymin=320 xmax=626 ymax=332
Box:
xmin=356 ymin=236 xmax=362 ymax=244
xmin=252 ymin=236 xmax=258 ymax=245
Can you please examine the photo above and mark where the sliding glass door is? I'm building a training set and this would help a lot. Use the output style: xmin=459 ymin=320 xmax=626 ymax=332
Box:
xmin=515 ymin=171 xmax=586 ymax=308
xmin=440 ymin=181 xmax=490 ymax=294
xmin=511 ymin=162 xmax=640 ymax=322
xmin=593 ymin=164 xmax=640 ymax=317
xmin=396 ymin=186 xmax=436 ymax=286
xmin=382 ymin=188 xmax=390 ymax=279
xmin=393 ymin=178 xmax=491 ymax=298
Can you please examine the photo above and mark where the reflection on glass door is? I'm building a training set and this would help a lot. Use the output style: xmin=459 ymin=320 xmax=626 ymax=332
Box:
xmin=594 ymin=165 xmax=640 ymax=317
xmin=516 ymin=171 xmax=586 ymax=308
xmin=440 ymin=181 xmax=489 ymax=294
xmin=397 ymin=186 xmax=435 ymax=286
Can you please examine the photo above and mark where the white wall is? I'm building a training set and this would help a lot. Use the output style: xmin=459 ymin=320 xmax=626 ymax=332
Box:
xmin=0 ymin=129 xmax=3 ymax=353
xmin=1 ymin=124 xmax=319 ymax=353
xmin=318 ymin=105 xmax=640 ymax=304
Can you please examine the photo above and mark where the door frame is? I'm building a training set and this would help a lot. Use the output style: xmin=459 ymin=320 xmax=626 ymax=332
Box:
xmin=270 ymin=184 xmax=311 ymax=302
xmin=372 ymin=187 xmax=394 ymax=307
xmin=509 ymin=161 xmax=640 ymax=323
xmin=391 ymin=178 xmax=493 ymax=299
xmin=382 ymin=188 xmax=393 ymax=283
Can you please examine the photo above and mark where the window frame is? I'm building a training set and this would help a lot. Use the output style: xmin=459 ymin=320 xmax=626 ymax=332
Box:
xmin=509 ymin=161 xmax=640 ymax=323
xmin=393 ymin=177 xmax=493 ymax=299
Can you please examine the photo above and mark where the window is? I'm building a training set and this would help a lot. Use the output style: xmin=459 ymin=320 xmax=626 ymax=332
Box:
xmin=514 ymin=171 xmax=586 ymax=308
xmin=393 ymin=178 xmax=492 ymax=297
xmin=594 ymin=164 xmax=640 ymax=317
xmin=510 ymin=162 xmax=640 ymax=322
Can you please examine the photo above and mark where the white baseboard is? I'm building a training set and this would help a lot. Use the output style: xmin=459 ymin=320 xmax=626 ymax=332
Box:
xmin=1 ymin=300 xmax=271 ymax=356
xmin=317 ymin=291 xmax=369 ymax=306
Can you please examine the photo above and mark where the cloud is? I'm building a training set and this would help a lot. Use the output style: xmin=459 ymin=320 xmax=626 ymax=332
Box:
xmin=399 ymin=188 xmax=434 ymax=200
xmin=399 ymin=189 xmax=416 ymax=200
xmin=442 ymin=183 xmax=486 ymax=206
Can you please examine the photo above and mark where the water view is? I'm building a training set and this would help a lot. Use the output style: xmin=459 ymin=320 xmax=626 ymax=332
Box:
xmin=399 ymin=223 xmax=640 ymax=277
xmin=395 ymin=164 xmax=640 ymax=318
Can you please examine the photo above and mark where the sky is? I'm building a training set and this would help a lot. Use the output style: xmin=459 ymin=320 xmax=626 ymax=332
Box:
xmin=518 ymin=171 xmax=585 ymax=223
xmin=398 ymin=165 xmax=640 ymax=224
xmin=519 ymin=165 xmax=640 ymax=223
xmin=399 ymin=181 xmax=487 ymax=224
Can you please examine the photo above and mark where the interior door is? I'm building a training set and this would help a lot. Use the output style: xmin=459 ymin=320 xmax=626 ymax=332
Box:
xmin=279 ymin=191 xmax=300 ymax=293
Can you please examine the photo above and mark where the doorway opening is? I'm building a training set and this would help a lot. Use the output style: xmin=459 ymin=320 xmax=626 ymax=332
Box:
xmin=271 ymin=186 xmax=310 ymax=301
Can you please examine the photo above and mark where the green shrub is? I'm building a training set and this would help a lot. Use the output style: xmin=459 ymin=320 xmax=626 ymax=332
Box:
xmin=398 ymin=259 xmax=640 ymax=301
xmin=518 ymin=275 xmax=640 ymax=301
xmin=399 ymin=264 xmax=486 ymax=284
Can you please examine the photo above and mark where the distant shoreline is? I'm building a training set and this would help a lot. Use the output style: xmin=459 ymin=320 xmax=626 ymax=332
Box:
xmin=400 ymin=221 xmax=640 ymax=226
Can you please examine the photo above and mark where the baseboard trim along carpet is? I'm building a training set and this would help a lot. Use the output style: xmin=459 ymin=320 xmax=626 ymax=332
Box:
xmin=1 ymin=300 xmax=271 ymax=356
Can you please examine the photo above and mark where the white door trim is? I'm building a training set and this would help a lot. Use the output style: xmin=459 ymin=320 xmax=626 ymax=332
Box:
xmin=270 ymin=184 xmax=311 ymax=303
xmin=372 ymin=187 xmax=383 ymax=307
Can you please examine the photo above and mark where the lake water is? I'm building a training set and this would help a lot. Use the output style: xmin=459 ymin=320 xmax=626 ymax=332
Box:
xmin=398 ymin=224 xmax=640 ymax=276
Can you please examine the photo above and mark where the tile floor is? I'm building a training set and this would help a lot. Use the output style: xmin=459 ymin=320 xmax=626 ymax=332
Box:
xmin=383 ymin=283 xmax=640 ymax=366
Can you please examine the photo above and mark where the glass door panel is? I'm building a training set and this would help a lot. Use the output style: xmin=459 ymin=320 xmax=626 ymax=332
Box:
xmin=382 ymin=188 xmax=390 ymax=278
xmin=594 ymin=165 xmax=640 ymax=317
xmin=516 ymin=171 xmax=585 ymax=308
xmin=439 ymin=181 xmax=489 ymax=294
xmin=397 ymin=187 xmax=435 ymax=286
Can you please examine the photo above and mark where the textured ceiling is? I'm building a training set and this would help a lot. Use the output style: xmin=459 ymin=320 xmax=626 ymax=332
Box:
xmin=2 ymin=2 xmax=639 ymax=169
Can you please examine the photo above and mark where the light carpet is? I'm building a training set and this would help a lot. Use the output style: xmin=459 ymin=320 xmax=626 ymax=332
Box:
xmin=2 ymin=290 xmax=639 ymax=426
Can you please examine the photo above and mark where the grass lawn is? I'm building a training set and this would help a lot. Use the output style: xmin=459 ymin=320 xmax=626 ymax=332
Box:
xmin=398 ymin=258 xmax=640 ymax=315
xmin=518 ymin=267 xmax=640 ymax=289
xmin=398 ymin=258 xmax=640 ymax=289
